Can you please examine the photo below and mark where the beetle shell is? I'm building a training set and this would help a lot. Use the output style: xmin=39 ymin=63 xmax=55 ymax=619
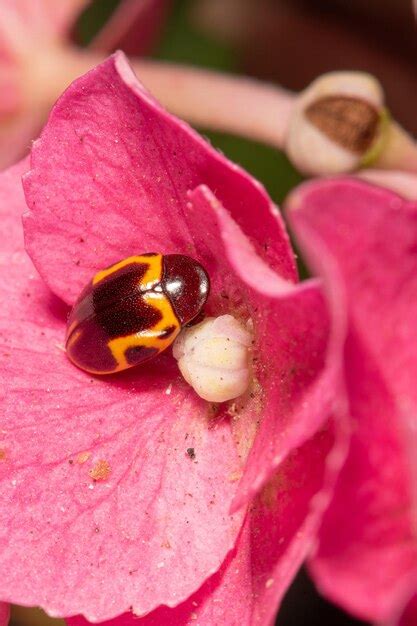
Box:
xmin=66 ymin=253 xmax=210 ymax=374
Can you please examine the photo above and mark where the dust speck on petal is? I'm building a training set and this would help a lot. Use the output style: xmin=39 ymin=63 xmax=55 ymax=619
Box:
xmin=89 ymin=459 xmax=111 ymax=481
xmin=77 ymin=451 xmax=91 ymax=464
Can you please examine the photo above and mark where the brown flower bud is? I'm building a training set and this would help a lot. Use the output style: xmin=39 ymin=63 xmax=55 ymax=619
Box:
xmin=286 ymin=72 xmax=387 ymax=176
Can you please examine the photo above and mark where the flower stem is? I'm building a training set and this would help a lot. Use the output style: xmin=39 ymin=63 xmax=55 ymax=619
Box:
xmin=132 ymin=60 xmax=294 ymax=147
xmin=28 ymin=46 xmax=417 ymax=174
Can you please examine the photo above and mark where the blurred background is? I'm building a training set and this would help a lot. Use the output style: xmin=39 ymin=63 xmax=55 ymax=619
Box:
xmin=9 ymin=0 xmax=417 ymax=623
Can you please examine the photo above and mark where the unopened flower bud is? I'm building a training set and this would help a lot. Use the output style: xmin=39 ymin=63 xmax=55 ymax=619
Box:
xmin=173 ymin=315 xmax=252 ymax=403
xmin=286 ymin=71 xmax=388 ymax=176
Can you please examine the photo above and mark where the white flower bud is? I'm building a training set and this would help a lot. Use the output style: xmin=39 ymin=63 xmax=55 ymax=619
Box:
xmin=173 ymin=315 xmax=252 ymax=403
xmin=286 ymin=71 xmax=387 ymax=176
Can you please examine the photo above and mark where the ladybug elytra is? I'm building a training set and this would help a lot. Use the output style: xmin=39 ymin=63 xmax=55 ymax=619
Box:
xmin=65 ymin=253 xmax=210 ymax=374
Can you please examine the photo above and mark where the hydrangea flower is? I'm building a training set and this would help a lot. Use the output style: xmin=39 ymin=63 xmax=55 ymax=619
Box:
xmin=0 ymin=53 xmax=339 ymax=623
xmin=0 ymin=0 xmax=169 ymax=169
xmin=394 ymin=588 xmax=417 ymax=626
xmin=288 ymin=178 xmax=417 ymax=624
xmin=0 ymin=0 xmax=85 ymax=167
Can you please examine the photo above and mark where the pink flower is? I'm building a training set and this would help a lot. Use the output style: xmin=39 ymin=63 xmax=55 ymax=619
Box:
xmin=288 ymin=177 xmax=417 ymax=624
xmin=0 ymin=53 xmax=338 ymax=623
xmin=0 ymin=0 xmax=170 ymax=169
xmin=392 ymin=586 xmax=417 ymax=626
xmin=0 ymin=605 xmax=9 ymax=626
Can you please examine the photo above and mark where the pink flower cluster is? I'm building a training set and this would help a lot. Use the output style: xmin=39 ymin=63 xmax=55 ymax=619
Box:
xmin=1 ymin=37 xmax=417 ymax=626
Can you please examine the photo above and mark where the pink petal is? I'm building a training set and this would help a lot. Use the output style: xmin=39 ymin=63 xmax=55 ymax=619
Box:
xmin=0 ymin=604 xmax=9 ymax=626
xmin=5 ymin=79 xmax=335 ymax=621
xmin=0 ymin=0 xmax=88 ymax=168
xmin=14 ymin=54 xmax=335 ymax=622
xmin=393 ymin=588 xmax=417 ymax=626
xmin=358 ymin=170 xmax=417 ymax=201
xmin=22 ymin=53 xmax=331 ymax=514
xmin=0 ymin=133 xmax=327 ymax=619
xmin=236 ymin=424 xmax=340 ymax=626
xmin=23 ymin=52 xmax=296 ymax=306
xmin=288 ymin=178 xmax=417 ymax=623
xmin=0 ymin=108 xmax=48 ymax=170
xmin=187 ymin=186 xmax=338 ymax=508
xmin=42 ymin=0 xmax=88 ymax=34
xmin=68 ymin=422 xmax=340 ymax=626
xmin=90 ymin=0 xmax=173 ymax=56
xmin=0 ymin=0 xmax=86 ymax=38
xmin=398 ymin=598 xmax=417 ymax=626
xmin=0 ymin=160 xmax=244 ymax=620
xmin=0 ymin=0 xmax=86 ymax=64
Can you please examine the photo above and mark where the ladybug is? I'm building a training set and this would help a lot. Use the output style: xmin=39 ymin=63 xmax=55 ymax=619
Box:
xmin=65 ymin=253 xmax=210 ymax=374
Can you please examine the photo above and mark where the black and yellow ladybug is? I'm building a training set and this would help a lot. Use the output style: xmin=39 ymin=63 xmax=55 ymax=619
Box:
xmin=66 ymin=253 xmax=210 ymax=374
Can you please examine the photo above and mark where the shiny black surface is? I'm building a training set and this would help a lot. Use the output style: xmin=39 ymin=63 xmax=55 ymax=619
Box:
xmin=163 ymin=254 xmax=210 ymax=325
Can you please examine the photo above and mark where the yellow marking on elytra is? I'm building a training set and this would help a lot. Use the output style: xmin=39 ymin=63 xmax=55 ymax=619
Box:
xmin=107 ymin=291 xmax=180 ymax=371
xmin=92 ymin=254 xmax=162 ymax=286
xmin=140 ymin=254 xmax=164 ymax=291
